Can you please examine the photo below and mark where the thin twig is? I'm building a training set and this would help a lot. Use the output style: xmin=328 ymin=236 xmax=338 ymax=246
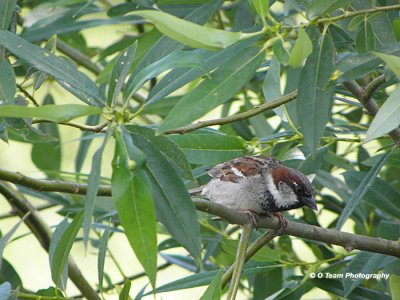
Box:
xmin=17 ymin=84 xmax=40 ymax=107
xmin=163 ymin=90 xmax=298 ymax=134
xmin=56 ymin=40 xmax=103 ymax=75
xmin=31 ymin=120 xmax=109 ymax=133
xmin=344 ymin=78 xmax=400 ymax=147
xmin=315 ymin=5 xmax=400 ymax=24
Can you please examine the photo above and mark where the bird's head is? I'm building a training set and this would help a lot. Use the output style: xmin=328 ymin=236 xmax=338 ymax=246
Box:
xmin=271 ymin=165 xmax=317 ymax=210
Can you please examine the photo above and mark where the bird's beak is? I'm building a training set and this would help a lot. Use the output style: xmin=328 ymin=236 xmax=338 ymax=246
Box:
xmin=302 ymin=197 xmax=318 ymax=211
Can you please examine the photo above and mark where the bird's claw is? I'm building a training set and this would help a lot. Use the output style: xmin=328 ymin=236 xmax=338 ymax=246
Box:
xmin=272 ymin=212 xmax=287 ymax=236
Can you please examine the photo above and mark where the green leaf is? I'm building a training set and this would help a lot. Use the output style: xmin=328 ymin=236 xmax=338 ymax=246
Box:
xmin=125 ymin=50 xmax=206 ymax=101
xmin=169 ymin=132 xmax=246 ymax=165
xmin=84 ymin=129 xmax=111 ymax=248
xmin=199 ymin=270 xmax=223 ymax=300
xmin=263 ymin=57 xmax=283 ymax=118
xmin=0 ymin=214 xmax=28 ymax=270
xmin=336 ymin=153 xmax=388 ymax=230
xmin=373 ymin=51 xmax=400 ymax=77
xmin=365 ymin=85 xmax=400 ymax=142
xmin=0 ymin=61 xmax=15 ymax=102
xmin=343 ymin=252 xmax=388 ymax=296
xmin=0 ymin=104 xmax=102 ymax=122
xmin=31 ymin=95 xmax=61 ymax=175
xmin=98 ymin=224 xmax=110 ymax=293
xmin=312 ymin=278 xmax=391 ymax=300
xmin=49 ymin=217 xmax=69 ymax=290
xmin=112 ymin=129 xmax=157 ymax=288
xmin=336 ymin=44 xmax=400 ymax=82
xmin=0 ymin=0 xmax=16 ymax=30
xmin=251 ymin=0 xmax=268 ymax=26
xmin=51 ymin=211 xmax=84 ymax=289
xmin=356 ymin=20 xmax=375 ymax=53
xmin=126 ymin=125 xmax=192 ymax=179
xmin=107 ymin=42 xmax=137 ymax=105
xmin=130 ymin=132 xmax=201 ymax=260
xmin=0 ymin=30 xmax=104 ymax=106
xmin=130 ymin=10 xmax=240 ymax=50
xmin=119 ymin=279 xmax=132 ymax=300
xmin=159 ymin=47 xmax=264 ymax=131
xmin=288 ymin=28 xmax=313 ymax=68
xmin=147 ymin=36 xmax=261 ymax=106
xmin=152 ymin=262 xmax=277 ymax=294
xmin=342 ymin=171 xmax=400 ymax=219
xmin=307 ymin=0 xmax=352 ymax=19
xmin=296 ymin=28 xmax=334 ymax=154
xmin=390 ymin=274 xmax=400 ymax=300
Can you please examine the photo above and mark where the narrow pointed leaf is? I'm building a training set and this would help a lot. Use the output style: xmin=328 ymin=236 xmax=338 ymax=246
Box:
xmin=130 ymin=131 xmax=201 ymax=260
xmin=199 ymin=270 xmax=223 ymax=300
xmin=98 ymin=224 xmax=111 ymax=293
xmin=0 ymin=61 xmax=15 ymax=102
xmin=108 ymin=42 xmax=137 ymax=105
xmin=169 ymin=132 xmax=246 ymax=165
xmin=365 ymin=86 xmax=400 ymax=142
xmin=49 ymin=218 xmax=69 ymax=291
xmin=84 ymin=129 xmax=110 ymax=248
xmin=296 ymin=28 xmax=334 ymax=154
xmin=124 ymin=50 xmax=206 ymax=101
xmin=51 ymin=211 xmax=84 ymax=289
xmin=147 ymin=36 xmax=260 ymax=106
xmin=336 ymin=153 xmax=388 ymax=230
xmin=159 ymin=47 xmax=264 ymax=131
xmin=0 ymin=0 xmax=16 ymax=30
xmin=373 ymin=51 xmax=400 ymax=77
xmin=119 ymin=280 xmax=132 ymax=300
xmin=112 ymin=129 xmax=157 ymax=287
xmin=0 ymin=30 xmax=104 ymax=105
xmin=307 ymin=0 xmax=352 ymax=19
xmin=0 ymin=213 xmax=29 ymax=270
xmin=343 ymin=252 xmax=387 ymax=296
xmin=0 ymin=104 xmax=102 ymax=122
xmin=356 ymin=20 xmax=375 ymax=53
xmin=288 ymin=28 xmax=313 ymax=68
xmin=126 ymin=125 xmax=192 ymax=179
xmin=131 ymin=10 xmax=240 ymax=50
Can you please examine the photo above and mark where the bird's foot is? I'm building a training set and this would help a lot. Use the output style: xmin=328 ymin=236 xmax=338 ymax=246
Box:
xmin=239 ymin=209 xmax=259 ymax=226
xmin=272 ymin=212 xmax=287 ymax=236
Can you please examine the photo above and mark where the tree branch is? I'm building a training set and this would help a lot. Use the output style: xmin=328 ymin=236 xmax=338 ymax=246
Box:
xmin=0 ymin=182 xmax=101 ymax=300
xmin=163 ymin=91 xmax=298 ymax=134
xmin=1 ymin=170 xmax=399 ymax=258
xmin=194 ymin=199 xmax=400 ymax=258
xmin=344 ymin=78 xmax=400 ymax=147
xmin=315 ymin=4 xmax=400 ymax=24
xmin=31 ymin=120 xmax=109 ymax=133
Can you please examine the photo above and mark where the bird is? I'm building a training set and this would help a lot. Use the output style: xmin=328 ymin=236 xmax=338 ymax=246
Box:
xmin=200 ymin=156 xmax=317 ymax=234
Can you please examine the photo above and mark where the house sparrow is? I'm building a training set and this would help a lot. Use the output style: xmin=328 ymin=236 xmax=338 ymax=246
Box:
xmin=201 ymin=156 xmax=317 ymax=232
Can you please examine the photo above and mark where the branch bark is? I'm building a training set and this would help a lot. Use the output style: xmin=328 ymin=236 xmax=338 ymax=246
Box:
xmin=163 ymin=90 xmax=298 ymax=134
xmin=194 ymin=199 xmax=400 ymax=258
xmin=344 ymin=77 xmax=400 ymax=148
xmin=1 ymin=168 xmax=399 ymax=258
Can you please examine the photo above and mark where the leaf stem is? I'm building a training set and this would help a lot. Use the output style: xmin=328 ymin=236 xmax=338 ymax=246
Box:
xmin=226 ymin=223 xmax=253 ymax=300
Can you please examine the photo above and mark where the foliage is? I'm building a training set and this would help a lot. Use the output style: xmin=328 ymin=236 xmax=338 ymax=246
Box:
xmin=0 ymin=0 xmax=400 ymax=299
